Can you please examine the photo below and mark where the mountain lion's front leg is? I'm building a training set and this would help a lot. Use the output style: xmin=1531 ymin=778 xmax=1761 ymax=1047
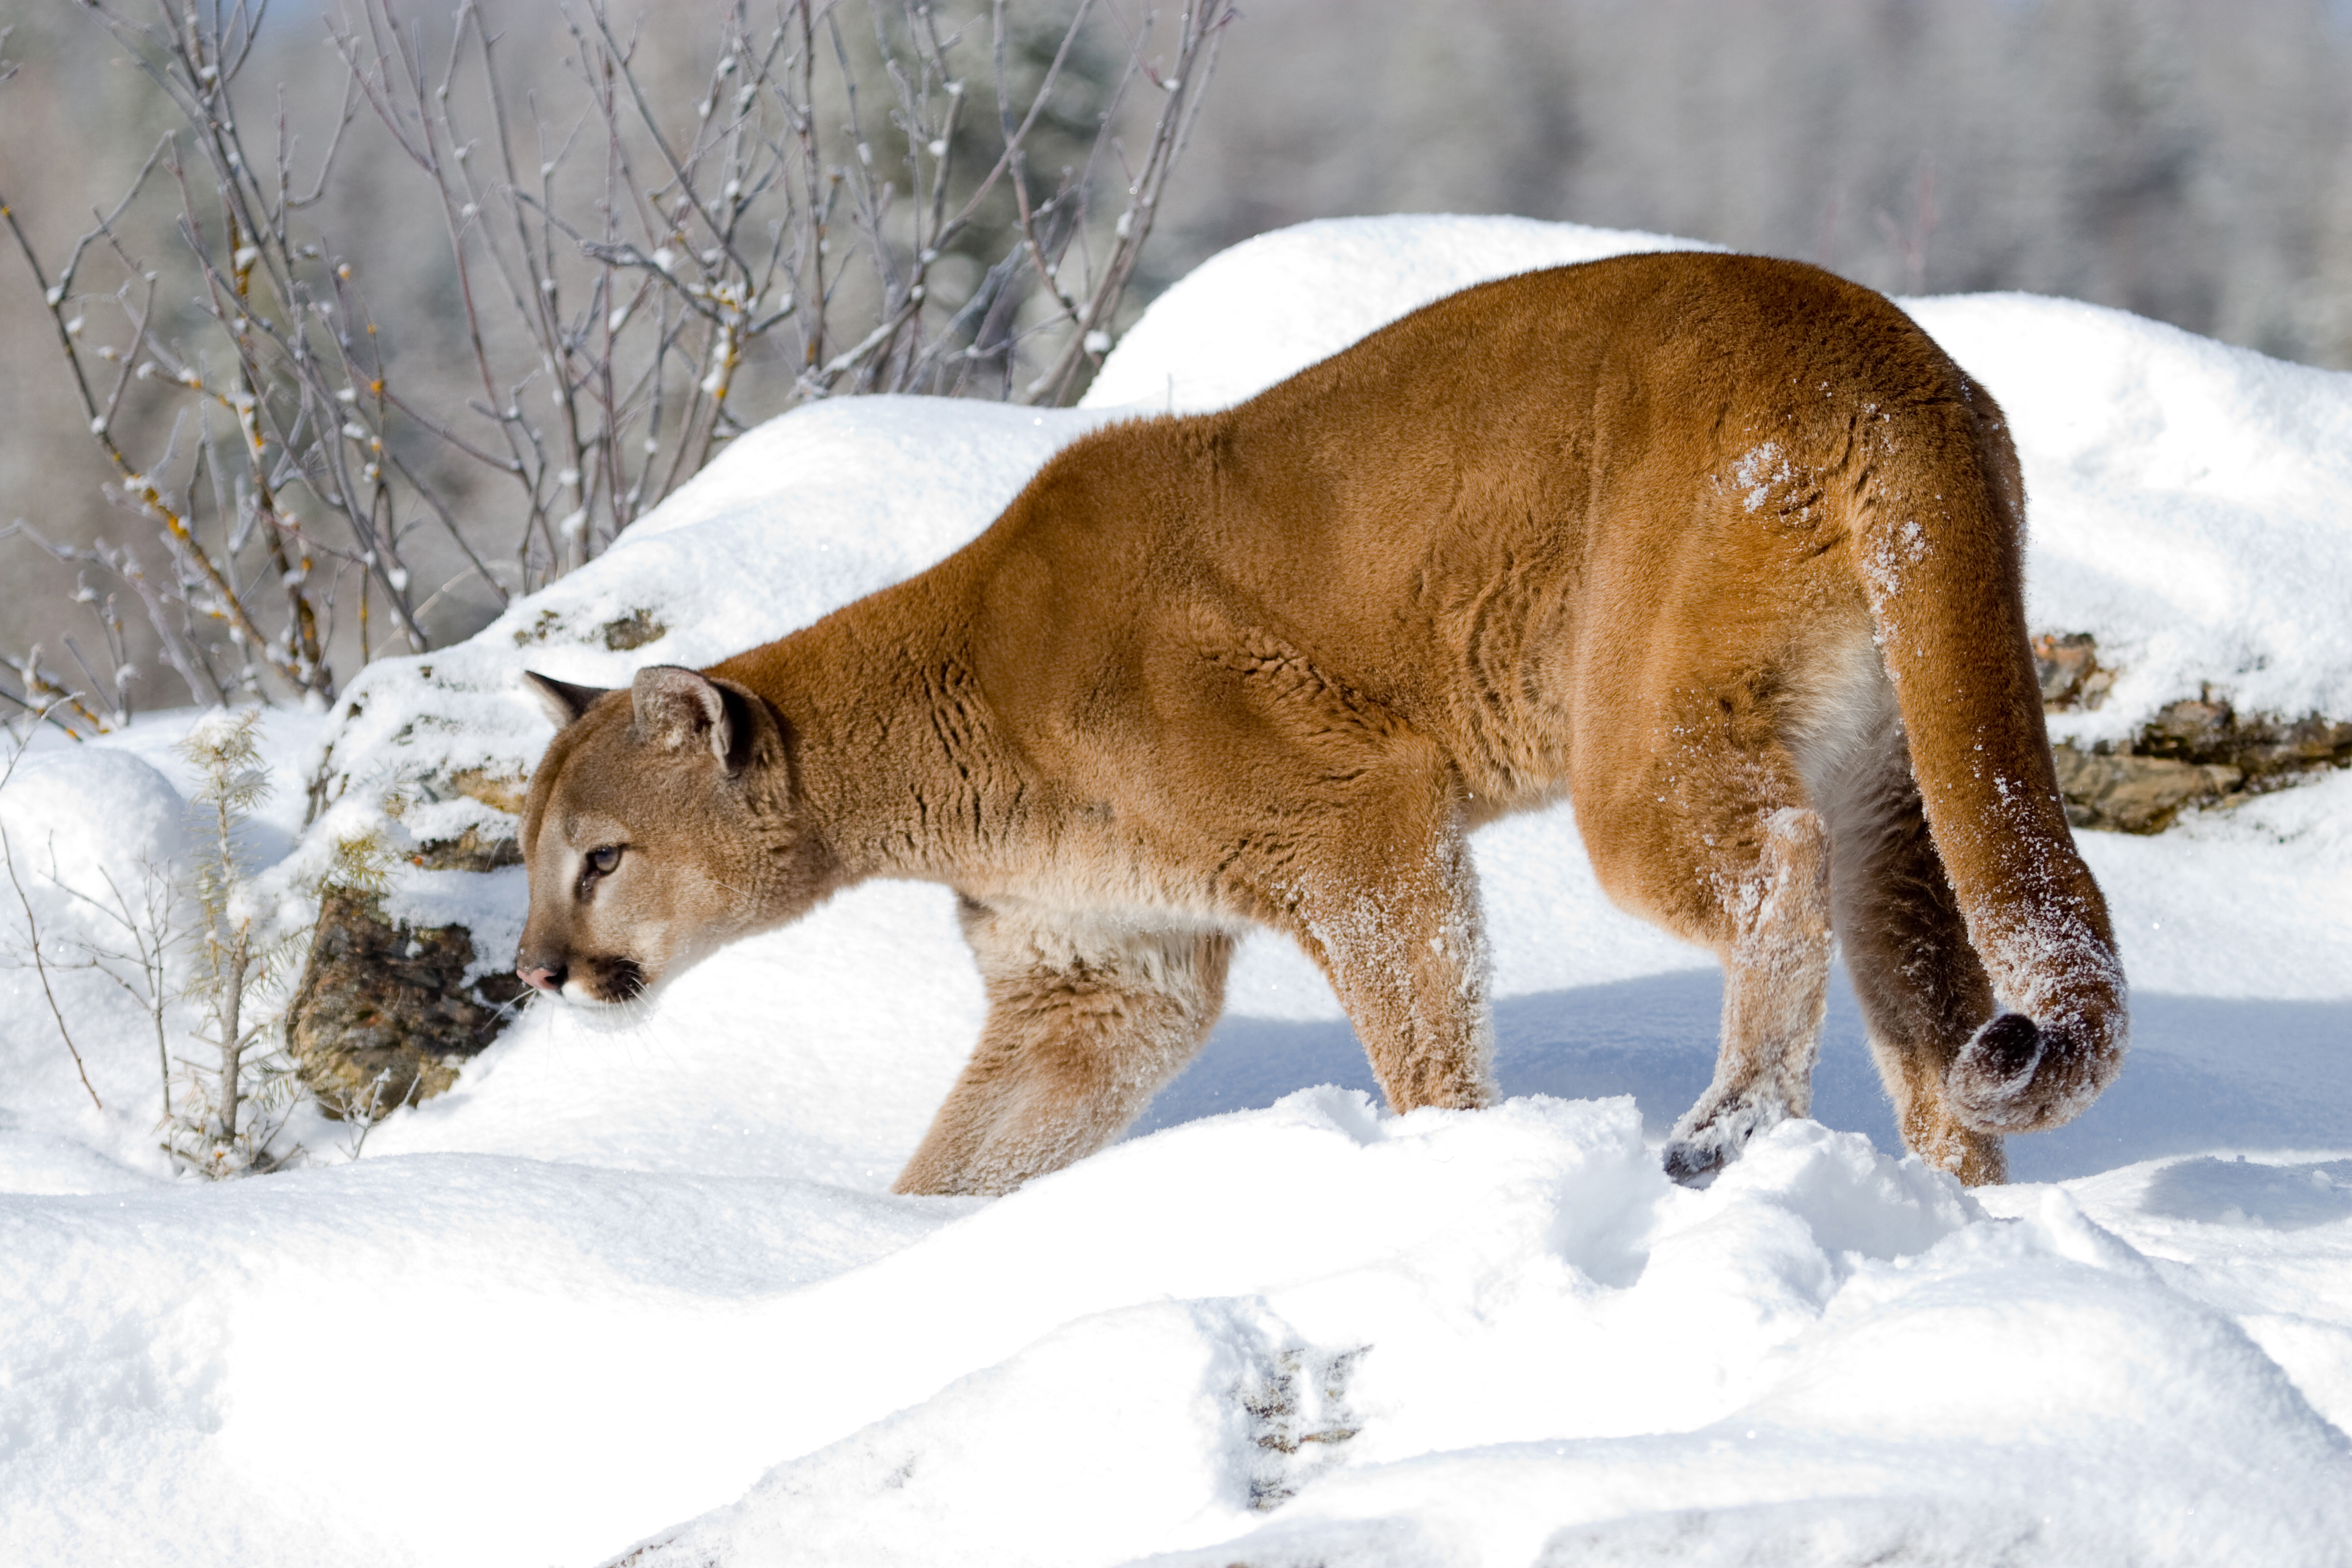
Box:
xmin=892 ymin=900 xmax=1232 ymax=1196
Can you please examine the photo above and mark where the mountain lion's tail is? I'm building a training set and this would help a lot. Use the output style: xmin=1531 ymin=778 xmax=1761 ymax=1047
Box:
xmin=1853 ymin=389 xmax=2127 ymax=1134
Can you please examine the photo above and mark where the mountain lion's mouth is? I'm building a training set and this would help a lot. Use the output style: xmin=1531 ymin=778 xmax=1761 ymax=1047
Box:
xmin=559 ymin=954 xmax=648 ymax=1007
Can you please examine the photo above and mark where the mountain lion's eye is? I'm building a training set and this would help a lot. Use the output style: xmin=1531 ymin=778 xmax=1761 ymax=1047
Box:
xmin=585 ymin=845 xmax=622 ymax=876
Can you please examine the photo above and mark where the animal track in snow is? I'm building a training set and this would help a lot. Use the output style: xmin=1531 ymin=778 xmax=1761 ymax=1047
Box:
xmin=1240 ymin=1344 xmax=1367 ymax=1510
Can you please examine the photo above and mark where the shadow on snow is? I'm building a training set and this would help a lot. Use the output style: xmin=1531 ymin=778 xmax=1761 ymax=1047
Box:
xmin=1136 ymin=967 xmax=2352 ymax=1187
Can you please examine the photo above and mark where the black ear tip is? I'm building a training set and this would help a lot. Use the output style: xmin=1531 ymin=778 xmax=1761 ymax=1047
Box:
xmin=524 ymin=670 xmax=614 ymax=728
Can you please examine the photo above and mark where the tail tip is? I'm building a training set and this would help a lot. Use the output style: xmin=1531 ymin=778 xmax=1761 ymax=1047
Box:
xmin=1949 ymin=1010 xmax=2123 ymax=1135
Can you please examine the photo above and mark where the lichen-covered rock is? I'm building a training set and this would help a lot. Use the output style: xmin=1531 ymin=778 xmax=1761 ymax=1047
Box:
xmin=286 ymin=887 xmax=530 ymax=1120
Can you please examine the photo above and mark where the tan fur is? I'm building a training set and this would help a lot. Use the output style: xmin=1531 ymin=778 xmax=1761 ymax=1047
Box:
xmin=516 ymin=252 xmax=2126 ymax=1195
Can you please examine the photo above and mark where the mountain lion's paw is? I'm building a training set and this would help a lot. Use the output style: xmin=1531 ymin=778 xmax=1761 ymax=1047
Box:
xmin=1662 ymin=1086 xmax=1787 ymax=1186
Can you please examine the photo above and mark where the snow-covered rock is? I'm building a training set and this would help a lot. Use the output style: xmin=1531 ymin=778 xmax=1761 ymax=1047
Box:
xmin=278 ymin=213 xmax=2352 ymax=1048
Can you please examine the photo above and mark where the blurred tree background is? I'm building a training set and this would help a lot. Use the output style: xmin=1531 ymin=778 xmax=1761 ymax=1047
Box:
xmin=1152 ymin=0 xmax=2352 ymax=364
xmin=5 ymin=0 xmax=2350 ymax=719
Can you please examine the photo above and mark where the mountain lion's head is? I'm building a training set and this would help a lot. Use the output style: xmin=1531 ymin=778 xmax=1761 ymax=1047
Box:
xmin=514 ymin=666 xmax=835 ymax=1005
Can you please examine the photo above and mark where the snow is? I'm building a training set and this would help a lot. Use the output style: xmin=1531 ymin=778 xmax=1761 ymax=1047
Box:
xmin=1906 ymin=291 xmax=2352 ymax=744
xmin=0 ymin=746 xmax=188 ymax=899
xmin=9 ymin=1099 xmax=2344 ymax=1566
xmin=1081 ymin=213 xmax=1720 ymax=415
xmin=2 ymin=214 xmax=2349 ymax=1565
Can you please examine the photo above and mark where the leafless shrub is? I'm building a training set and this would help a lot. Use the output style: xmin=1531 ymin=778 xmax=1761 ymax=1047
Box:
xmin=0 ymin=699 xmax=401 ymax=1170
xmin=166 ymin=707 xmax=302 ymax=1176
xmin=1 ymin=705 xmax=181 ymax=1123
xmin=42 ymin=852 xmax=182 ymax=1118
xmin=1 ymin=0 xmax=1231 ymax=723
xmin=0 ymin=725 xmax=107 ymax=1110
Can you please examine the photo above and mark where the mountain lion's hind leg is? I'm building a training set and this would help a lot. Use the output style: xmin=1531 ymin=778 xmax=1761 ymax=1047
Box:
xmin=1661 ymin=806 xmax=1835 ymax=1183
xmin=892 ymin=902 xmax=1232 ymax=1196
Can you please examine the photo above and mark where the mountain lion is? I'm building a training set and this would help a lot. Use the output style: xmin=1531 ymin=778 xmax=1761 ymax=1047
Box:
xmin=516 ymin=252 xmax=2126 ymax=1193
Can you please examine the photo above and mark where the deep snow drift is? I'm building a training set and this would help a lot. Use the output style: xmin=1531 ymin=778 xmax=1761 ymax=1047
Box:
xmin=2 ymin=215 xmax=2349 ymax=1567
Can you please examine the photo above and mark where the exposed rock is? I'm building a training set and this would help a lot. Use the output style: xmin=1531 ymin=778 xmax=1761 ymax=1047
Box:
xmin=291 ymin=762 xmax=531 ymax=1116
xmin=2035 ymin=632 xmax=2352 ymax=833
xmin=409 ymin=767 xmax=529 ymax=870
xmin=2137 ymin=694 xmax=2352 ymax=781
xmin=286 ymin=887 xmax=530 ymax=1120
xmin=2032 ymin=631 xmax=2114 ymax=711
xmin=2137 ymin=695 xmax=2235 ymax=761
xmin=442 ymin=766 xmax=530 ymax=815
xmin=510 ymin=604 xmax=668 ymax=652
xmin=512 ymin=609 xmax=563 ymax=646
xmin=2050 ymin=745 xmax=2241 ymax=835
xmin=415 ymin=823 xmax=524 ymax=871
xmin=601 ymin=608 xmax=669 ymax=651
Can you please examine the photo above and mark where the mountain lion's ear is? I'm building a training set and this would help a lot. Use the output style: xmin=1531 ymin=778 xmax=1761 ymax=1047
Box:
xmin=523 ymin=671 xmax=611 ymax=729
xmin=631 ymin=665 xmax=734 ymax=765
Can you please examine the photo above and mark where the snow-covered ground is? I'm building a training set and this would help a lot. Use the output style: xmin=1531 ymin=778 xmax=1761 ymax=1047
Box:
xmin=3 ymin=216 xmax=2348 ymax=1566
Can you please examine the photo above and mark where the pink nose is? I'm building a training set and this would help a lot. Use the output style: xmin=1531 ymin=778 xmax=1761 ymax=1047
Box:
xmin=517 ymin=963 xmax=563 ymax=995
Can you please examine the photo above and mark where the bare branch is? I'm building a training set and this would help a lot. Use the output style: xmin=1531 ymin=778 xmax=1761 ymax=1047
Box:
xmin=0 ymin=736 xmax=104 ymax=1110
